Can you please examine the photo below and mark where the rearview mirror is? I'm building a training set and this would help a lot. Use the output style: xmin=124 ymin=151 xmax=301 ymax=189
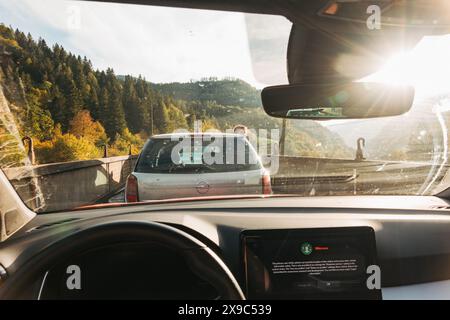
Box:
xmin=261 ymin=82 xmax=415 ymax=120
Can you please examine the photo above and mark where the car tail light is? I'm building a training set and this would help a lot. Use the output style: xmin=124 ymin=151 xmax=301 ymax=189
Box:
xmin=126 ymin=174 xmax=139 ymax=202
xmin=262 ymin=173 xmax=272 ymax=195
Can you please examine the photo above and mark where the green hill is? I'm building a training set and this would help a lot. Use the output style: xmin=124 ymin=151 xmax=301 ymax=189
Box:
xmin=151 ymin=78 xmax=262 ymax=109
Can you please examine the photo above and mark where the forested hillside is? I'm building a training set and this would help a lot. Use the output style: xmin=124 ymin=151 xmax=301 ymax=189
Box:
xmin=151 ymin=81 xmax=353 ymax=159
xmin=151 ymin=78 xmax=262 ymax=108
xmin=0 ymin=23 xmax=353 ymax=165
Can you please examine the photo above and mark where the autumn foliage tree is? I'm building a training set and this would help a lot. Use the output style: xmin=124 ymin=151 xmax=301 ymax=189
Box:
xmin=34 ymin=124 xmax=101 ymax=163
xmin=109 ymin=128 xmax=144 ymax=156
xmin=68 ymin=110 xmax=108 ymax=146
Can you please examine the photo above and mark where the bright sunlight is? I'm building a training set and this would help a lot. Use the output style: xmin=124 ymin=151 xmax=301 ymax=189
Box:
xmin=365 ymin=34 xmax=450 ymax=97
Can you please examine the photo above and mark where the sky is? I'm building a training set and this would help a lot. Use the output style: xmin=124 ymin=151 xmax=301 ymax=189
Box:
xmin=0 ymin=0 xmax=291 ymax=88
xmin=365 ymin=34 xmax=450 ymax=97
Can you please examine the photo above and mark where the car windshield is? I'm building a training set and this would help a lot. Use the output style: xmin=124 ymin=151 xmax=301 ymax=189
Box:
xmin=1 ymin=0 xmax=450 ymax=213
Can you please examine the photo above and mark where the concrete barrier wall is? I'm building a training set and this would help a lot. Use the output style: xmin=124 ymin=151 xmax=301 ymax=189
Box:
xmin=3 ymin=155 xmax=137 ymax=212
xmin=262 ymin=155 xmax=441 ymax=196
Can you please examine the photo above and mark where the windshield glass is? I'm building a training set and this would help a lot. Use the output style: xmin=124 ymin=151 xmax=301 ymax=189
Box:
xmin=135 ymin=136 xmax=261 ymax=173
xmin=1 ymin=0 xmax=450 ymax=213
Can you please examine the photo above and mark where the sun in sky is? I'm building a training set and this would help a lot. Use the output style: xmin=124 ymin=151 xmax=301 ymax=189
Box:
xmin=365 ymin=34 xmax=450 ymax=97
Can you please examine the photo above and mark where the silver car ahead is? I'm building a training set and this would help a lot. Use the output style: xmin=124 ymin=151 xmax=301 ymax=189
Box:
xmin=125 ymin=132 xmax=271 ymax=202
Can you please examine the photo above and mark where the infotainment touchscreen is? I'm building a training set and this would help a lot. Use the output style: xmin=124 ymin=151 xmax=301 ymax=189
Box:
xmin=241 ymin=227 xmax=381 ymax=299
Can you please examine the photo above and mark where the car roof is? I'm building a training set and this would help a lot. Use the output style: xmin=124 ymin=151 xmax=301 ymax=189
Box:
xmin=151 ymin=132 xmax=246 ymax=139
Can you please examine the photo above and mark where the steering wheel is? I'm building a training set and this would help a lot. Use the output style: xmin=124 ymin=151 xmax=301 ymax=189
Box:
xmin=0 ymin=221 xmax=245 ymax=300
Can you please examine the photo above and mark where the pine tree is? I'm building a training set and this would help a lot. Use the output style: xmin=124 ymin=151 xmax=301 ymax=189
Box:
xmin=122 ymin=76 xmax=142 ymax=133
xmin=103 ymin=69 xmax=126 ymax=138
xmin=153 ymin=95 xmax=170 ymax=134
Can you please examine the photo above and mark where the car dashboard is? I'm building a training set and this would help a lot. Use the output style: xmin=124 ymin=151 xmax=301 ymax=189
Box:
xmin=2 ymin=195 xmax=450 ymax=300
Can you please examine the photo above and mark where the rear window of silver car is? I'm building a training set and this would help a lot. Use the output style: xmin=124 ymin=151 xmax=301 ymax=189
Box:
xmin=135 ymin=136 xmax=261 ymax=173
